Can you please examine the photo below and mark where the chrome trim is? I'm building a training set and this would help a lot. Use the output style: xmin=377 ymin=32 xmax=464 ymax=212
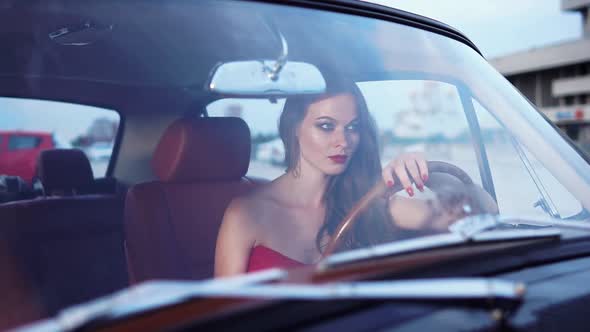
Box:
xmin=18 ymin=278 xmax=524 ymax=332
xmin=323 ymin=216 xmax=564 ymax=268
xmin=191 ymin=278 xmax=524 ymax=301
xmin=324 ymin=233 xmax=466 ymax=266
xmin=450 ymin=214 xmax=590 ymax=239
xmin=497 ymin=215 xmax=590 ymax=231
xmin=471 ymin=228 xmax=561 ymax=241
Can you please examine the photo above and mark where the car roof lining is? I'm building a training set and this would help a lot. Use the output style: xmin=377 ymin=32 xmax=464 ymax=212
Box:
xmin=0 ymin=0 xmax=480 ymax=105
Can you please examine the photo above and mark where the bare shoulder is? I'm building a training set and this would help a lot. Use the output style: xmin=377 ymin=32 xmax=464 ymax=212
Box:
xmin=216 ymin=188 xmax=275 ymax=276
xmin=216 ymin=194 xmax=260 ymax=253
xmin=223 ymin=182 xmax=280 ymax=230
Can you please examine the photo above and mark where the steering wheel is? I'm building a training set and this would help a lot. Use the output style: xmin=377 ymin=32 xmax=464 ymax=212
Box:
xmin=320 ymin=161 xmax=474 ymax=259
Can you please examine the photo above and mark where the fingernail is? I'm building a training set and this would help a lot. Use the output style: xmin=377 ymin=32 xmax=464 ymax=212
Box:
xmin=387 ymin=180 xmax=393 ymax=188
xmin=417 ymin=184 xmax=424 ymax=192
xmin=422 ymin=174 xmax=429 ymax=182
xmin=406 ymin=187 xmax=414 ymax=196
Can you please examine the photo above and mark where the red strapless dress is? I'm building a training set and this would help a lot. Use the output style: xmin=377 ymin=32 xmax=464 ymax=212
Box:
xmin=247 ymin=245 xmax=306 ymax=272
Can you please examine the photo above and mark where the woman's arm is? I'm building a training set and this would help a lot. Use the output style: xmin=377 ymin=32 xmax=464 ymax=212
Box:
xmin=214 ymin=198 xmax=257 ymax=277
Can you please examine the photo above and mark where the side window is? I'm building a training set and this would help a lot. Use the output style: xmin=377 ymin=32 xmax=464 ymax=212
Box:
xmin=472 ymin=98 xmax=582 ymax=218
xmin=207 ymin=98 xmax=286 ymax=179
xmin=8 ymin=136 xmax=41 ymax=150
xmin=357 ymin=80 xmax=482 ymax=185
xmin=0 ymin=97 xmax=120 ymax=181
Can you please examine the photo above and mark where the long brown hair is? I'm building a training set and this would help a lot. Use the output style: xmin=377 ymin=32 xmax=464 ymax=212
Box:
xmin=278 ymin=81 xmax=394 ymax=252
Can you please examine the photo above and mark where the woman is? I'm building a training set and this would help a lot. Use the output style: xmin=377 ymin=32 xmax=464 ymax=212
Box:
xmin=215 ymin=82 xmax=454 ymax=277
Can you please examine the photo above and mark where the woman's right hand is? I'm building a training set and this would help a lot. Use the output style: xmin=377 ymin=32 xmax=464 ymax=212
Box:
xmin=381 ymin=152 xmax=429 ymax=197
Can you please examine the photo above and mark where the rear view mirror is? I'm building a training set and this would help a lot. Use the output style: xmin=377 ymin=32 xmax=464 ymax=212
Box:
xmin=208 ymin=60 xmax=326 ymax=96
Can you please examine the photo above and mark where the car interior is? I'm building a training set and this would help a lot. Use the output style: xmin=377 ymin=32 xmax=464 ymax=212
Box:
xmin=4 ymin=1 xmax=590 ymax=331
xmin=0 ymin=2 xmax=298 ymax=326
xmin=0 ymin=3 xmax=387 ymax=321
xmin=0 ymin=113 xmax=272 ymax=325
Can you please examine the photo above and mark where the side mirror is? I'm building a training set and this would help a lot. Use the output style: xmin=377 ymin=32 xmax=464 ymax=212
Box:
xmin=208 ymin=60 xmax=326 ymax=96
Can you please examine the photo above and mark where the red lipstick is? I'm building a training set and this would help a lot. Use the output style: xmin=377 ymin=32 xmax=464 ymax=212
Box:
xmin=328 ymin=155 xmax=348 ymax=164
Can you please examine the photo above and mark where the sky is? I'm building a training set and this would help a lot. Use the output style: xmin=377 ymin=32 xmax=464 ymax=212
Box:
xmin=0 ymin=97 xmax=119 ymax=143
xmin=363 ymin=0 xmax=583 ymax=58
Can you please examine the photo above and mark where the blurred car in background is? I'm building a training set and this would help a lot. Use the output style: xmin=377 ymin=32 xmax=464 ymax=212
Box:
xmin=255 ymin=138 xmax=285 ymax=165
xmin=0 ymin=131 xmax=54 ymax=183
xmin=85 ymin=142 xmax=113 ymax=161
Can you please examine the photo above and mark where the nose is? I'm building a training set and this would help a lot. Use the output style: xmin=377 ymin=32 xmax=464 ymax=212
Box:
xmin=333 ymin=128 xmax=350 ymax=149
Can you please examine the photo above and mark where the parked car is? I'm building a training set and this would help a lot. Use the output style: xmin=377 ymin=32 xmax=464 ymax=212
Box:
xmin=85 ymin=142 xmax=114 ymax=161
xmin=0 ymin=131 xmax=54 ymax=183
xmin=255 ymin=138 xmax=285 ymax=165
xmin=3 ymin=1 xmax=590 ymax=332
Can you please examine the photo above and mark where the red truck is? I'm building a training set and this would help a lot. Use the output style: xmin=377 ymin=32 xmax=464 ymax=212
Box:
xmin=0 ymin=131 xmax=55 ymax=183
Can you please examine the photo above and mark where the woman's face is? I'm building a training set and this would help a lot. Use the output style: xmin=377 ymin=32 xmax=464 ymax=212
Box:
xmin=297 ymin=93 xmax=360 ymax=176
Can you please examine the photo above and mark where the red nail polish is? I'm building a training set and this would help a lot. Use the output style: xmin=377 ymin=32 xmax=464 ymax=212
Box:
xmin=387 ymin=180 xmax=393 ymax=187
xmin=417 ymin=184 xmax=424 ymax=192
xmin=406 ymin=187 xmax=414 ymax=196
xmin=422 ymin=174 xmax=429 ymax=182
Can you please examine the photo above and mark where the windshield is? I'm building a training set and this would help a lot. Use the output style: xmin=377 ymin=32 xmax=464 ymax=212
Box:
xmin=2 ymin=0 xmax=590 ymax=329
xmin=204 ymin=0 xmax=590 ymax=267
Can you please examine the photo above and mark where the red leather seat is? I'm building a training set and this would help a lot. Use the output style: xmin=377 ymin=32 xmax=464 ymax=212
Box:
xmin=124 ymin=117 xmax=260 ymax=283
xmin=0 ymin=240 xmax=44 ymax=330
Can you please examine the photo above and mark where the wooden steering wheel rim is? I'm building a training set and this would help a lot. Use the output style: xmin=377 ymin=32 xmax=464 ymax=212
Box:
xmin=320 ymin=160 xmax=473 ymax=259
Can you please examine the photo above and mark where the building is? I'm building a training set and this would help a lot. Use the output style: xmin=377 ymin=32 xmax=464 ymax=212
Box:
xmin=489 ymin=0 xmax=590 ymax=150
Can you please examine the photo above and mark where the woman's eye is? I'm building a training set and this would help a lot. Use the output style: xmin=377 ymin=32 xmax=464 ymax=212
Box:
xmin=346 ymin=123 xmax=359 ymax=132
xmin=316 ymin=123 xmax=334 ymax=131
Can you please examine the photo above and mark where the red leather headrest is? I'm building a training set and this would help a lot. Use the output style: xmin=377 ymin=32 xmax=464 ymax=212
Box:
xmin=152 ymin=117 xmax=251 ymax=182
xmin=37 ymin=149 xmax=94 ymax=195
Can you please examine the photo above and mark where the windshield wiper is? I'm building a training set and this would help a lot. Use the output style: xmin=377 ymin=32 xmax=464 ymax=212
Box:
xmin=16 ymin=277 xmax=526 ymax=332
